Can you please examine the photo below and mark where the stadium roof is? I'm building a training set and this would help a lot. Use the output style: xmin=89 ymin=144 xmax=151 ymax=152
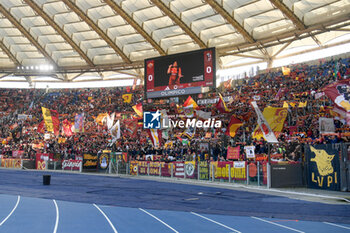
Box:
xmin=0 ymin=0 xmax=349 ymax=86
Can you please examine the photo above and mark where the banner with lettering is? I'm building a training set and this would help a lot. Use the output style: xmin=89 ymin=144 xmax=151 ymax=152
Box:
xmin=198 ymin=161 xmax=209 ymax=180
xmin=62 ymin=159 xmax=81 ymax=171
xmin=36 ymin=159 xmax=46 ymax=170
xmin=1 ymin=159 xmax=21 ymax=168
xmin=36 ymin=153 xmax=50 ymax=170
xmin=172 ymin=162 xmax=185 ymax=178
xmin=227 ymin=146 xmax=240 ymax=160
xmin=129 ymin=161 xmax=166 ymax=176
xmin=83 ymin=154 xmax=98 ymax=169
xmin=211 ymin=161 xmax=246 ymax=180
xmin=305 ymin=144 xmax=340 ymax=191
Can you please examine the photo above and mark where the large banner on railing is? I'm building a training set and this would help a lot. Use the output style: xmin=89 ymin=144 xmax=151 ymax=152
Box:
xmin=305 ymin=144 xmax=340 ymax=191
xmin=36 ymin=153 xmax=50 ymax=170
xmin=199 ymin=161 xmax=209 ymax=180
xmin=83 ymin=154 xmax=98 ymax=169
xmin=1 ymin=158 xmax=21 ymax=168
xmin=129 ymin=161 xmax=197 ymax=178
xmin=98 ymin=152 xmax=110 ymax=172
xmin=184 ymin=161 xmax=196 ymax=178
xmin=129 ymin=161 xmax=166 ymax=176
xmin=211 ymin=161 xmax=246 ymax=180
xmin=62 ymin=159 xmax=81 ymax=171
xmin=173 ymin=162 xmax=185 ymax=177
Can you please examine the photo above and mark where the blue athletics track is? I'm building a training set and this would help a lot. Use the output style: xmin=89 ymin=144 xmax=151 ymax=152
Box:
xmin=0 ymin=169 xmax=349 ymax=233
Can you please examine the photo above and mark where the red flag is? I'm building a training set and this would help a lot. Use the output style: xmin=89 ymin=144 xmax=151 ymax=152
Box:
xmin=62 ymin=119 xmax=73 ymax=137
xmin=216 ymin=93 xmax=231 ymax=113
xmin=124 ymin=119 xmax=138 ymax=137
xmin=225 ymin=115 xmax=243 ymax=137
xmin=37 ymin=121 xmax=45 ymax=134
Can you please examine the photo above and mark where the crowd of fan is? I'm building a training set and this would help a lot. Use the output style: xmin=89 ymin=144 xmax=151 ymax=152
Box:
xmin=0 ymin=56 xmax=350 ymax=163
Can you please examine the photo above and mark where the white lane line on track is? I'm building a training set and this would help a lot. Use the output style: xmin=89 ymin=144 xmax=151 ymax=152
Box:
xmin=251 ymin=216 xmax=305 ymax=233
xmin=0 ymin=195 xmax=20 ymax=226
xmin=139 ymin=208 xmax=179 ymax=233
xmin=191 ymin=212 xmax=241 ymax=233
xmin=323 ymin=222 xmax=350 ymax=230
xmin=53 ymin=200 xmax=59 ymax=233
xmin=93 ymin=204 xmax=118 ymax=233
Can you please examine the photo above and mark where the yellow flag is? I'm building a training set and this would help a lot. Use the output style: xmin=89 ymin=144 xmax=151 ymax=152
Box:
xmin=289 ymin=102 xmax=297 ymax=108
xmin=41 ymin=107 xmax=54 ymax=133
xmin=253 ymin=107 xmax=288 ymax=140
xmin=298 ymin=101 xmax=307 ymax=108
xmin=283 ymin=101 xmax=289 ymax=108
xmin=122 ymin=94 xmax=132 ymax=103
xmin=95 ymin=113 xmax=108 ymax=125
xmin=282 ymin=67 xmax=290 ymax=75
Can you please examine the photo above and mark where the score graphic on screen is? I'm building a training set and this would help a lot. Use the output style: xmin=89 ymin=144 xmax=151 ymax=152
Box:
xmin=145 ymin=48 xmax=216 ymax=99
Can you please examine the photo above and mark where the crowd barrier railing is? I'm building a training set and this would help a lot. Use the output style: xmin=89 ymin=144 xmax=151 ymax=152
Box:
xmin=108 ymin=160 xmax=268 ymax=187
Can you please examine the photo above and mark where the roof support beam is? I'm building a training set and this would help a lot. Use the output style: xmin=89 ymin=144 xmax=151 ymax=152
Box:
xmin=150 ymin=0 xmax=207 ymax=48
xmin=0 ymin=3 xmax=58 ymax=67
xmin=62 ymin=0 xmax=131 ymax=63
xmin=23 ymin=0 xmax=95 ymax=67
xmin=272 ymin=40 xmax=293 ymax=58
xmin=219 ymin=15 xmax=350 ymax=55
xmin=0 ymin=40 xmax=20 ymax=66
xmin=269 ymin=0 xmax=305 ymax=30
xmin=104 ymin=0 xmax=166 ymax=56
xmin=204 ymin=0 xmax=255 ymax=44
xmin=268 ymin=0 xmax=322 ymax=46
xmin=276 ymin=38 xmax=350 ymax=60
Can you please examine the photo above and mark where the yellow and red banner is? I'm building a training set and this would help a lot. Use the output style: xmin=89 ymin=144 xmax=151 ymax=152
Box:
xmin=132 ymin=103 xmax=143 ymax=117
xmin=225 ymin=115 xmax=243 ymax=138
xmin=252 ymin=106 xmax=287 ymax=140
xmin=41 ymin=107 xmax=59 ymax=135
xmin=95 ymin=113 xmax=108 ymax=125
xmin=183 ymin=95 xmax=199 ymax=109
xmin=122 ymin=94 xmax=133 ymax=103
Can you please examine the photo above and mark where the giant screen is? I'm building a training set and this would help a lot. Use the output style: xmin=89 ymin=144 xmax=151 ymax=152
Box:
xmin=145 ymin=48 xmax=216 ymax=99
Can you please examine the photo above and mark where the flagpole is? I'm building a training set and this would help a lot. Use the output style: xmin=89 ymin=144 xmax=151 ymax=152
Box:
xmin=268 ymin=143 xmax=271 ymax=164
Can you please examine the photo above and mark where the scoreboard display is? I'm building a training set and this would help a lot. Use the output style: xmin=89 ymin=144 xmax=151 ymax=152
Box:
xmin=145 ymin=48 xmax=216 ymax=99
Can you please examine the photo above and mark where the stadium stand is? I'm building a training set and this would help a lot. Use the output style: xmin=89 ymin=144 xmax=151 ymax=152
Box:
xmin=0 ymin=56 xmax=349 ymax=163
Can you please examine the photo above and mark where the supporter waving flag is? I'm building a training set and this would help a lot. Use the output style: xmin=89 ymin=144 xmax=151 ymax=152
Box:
xmin=216 ymin=93 xmax=231 ymax=113
xmin=323 ymin=79 xmax=350 ymax=112
xmin=110 ymin=120 xmax=121 ymax=139
xmin=183 ymin=96 xmax=199 ymax=109
xmin=132 ymin=103 xmax=143 ymax=117
xmin=62 ymin=119 xmax=73 ymax=137
xmin=225 ymin=115 xmax=243 ymax=138
xmin=95 ymin=113 xmax=108 ymax=126
xmin=147 ymin=128 xmax=162 ymax=148
xmin=74 ymin=113 xmax=84 ymax=133
xmin=122 ymin=94 xmax=133 ymax=103
xmin=251 ymin=101 xmax=278 ymax=143
xmin=106 ymin=113 xmax=115 ymax=130
xmin=41 ymin=107 xmax=60 ymax=135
